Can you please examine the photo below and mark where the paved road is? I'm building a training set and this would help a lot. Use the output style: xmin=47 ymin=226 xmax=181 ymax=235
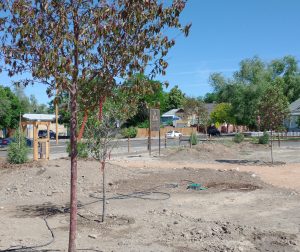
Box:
xmin=1 ymin=138 xmax=300 ymax=160
xmin=0 ymin=138 xmax=186 ymax=159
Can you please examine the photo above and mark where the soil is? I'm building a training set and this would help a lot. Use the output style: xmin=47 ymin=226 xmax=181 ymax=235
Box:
xmin=0 ymin=141 xmax=300 ymax=251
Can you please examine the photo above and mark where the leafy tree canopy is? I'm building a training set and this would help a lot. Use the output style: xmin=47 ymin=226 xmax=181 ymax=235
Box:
xmin=0 ymin=85 xmax=22 ymax=130
xmin=208 ymin=56 xmax=300 ymax=129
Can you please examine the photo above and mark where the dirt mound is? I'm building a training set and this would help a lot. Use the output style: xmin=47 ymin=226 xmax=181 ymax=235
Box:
xmin=158 ymin=216 xmax=298 ymax=251
xmin=162 ymin=142 xmax=235 ymax=162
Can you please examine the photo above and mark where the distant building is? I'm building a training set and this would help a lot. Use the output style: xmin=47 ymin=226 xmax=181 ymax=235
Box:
xmin=161 ymin=103 xmax=216 ymax=128
xmin=161 ymin=109 xmax=183 ymax=127
xmin=286 ymin=98 xmax=300 ymax=131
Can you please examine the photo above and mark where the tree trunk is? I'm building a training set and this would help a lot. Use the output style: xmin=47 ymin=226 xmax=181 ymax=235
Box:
xmin=77 ymin=109 xmax=88 ymax=141
xmin=101 ymin=161 xmax=106 ymax=222
xmin=68 ymin=86 xmax=78 ymax=252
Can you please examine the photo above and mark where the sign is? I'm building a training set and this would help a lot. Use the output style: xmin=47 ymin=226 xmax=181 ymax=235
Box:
xmin=150 ymin=109 xmax=160 ymax=131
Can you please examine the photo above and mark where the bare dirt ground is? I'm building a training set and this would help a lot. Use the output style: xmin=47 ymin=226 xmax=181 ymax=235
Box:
xmin=0 ymin=141 xmax=300 ymax=252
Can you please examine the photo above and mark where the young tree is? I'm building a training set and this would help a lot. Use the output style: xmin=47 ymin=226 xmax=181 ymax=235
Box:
xmin=183 ymin=97 xmax=208 ymax=132
xmin=257 ymin=79 xmax=290 ymax=164
xmin=86 ymin=105 xmax=123 ymax=222
xmin=0 ymin=1 xmax=190 ymax=250
xmin=210 ymin=103 xmax=235 ymax=133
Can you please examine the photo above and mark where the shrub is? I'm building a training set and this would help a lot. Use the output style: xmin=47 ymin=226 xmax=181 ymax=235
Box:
xmin=259 ymin=131 xmax=270 ymax=144
xmin=121 ymin=127 xmax=137 ymax=138
xmin=190 ymin=132 xmax=198 ymax=145
xmin=67 ymin=141 xmax=89 ymax=158
xmin=7 ymin=130 xmax=29 ymax=164
xmin=136 ymin=120 xmax=149 ymax=128
xmin=233 ymin=133 xmax=244 ymax=143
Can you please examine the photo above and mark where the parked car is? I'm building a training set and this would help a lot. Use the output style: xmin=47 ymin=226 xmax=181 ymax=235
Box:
xmin=38 ymin=130 xmax=56 ymax=139
xmin=0 ymin=137 xmax=12 ymax=147
xmin=166 ymin=130 xmax=182 ymax=138
xmin=0 ymin=137 xmax=33 ymax=147
xmin=207 ymin=125 xmax=221 ymax=137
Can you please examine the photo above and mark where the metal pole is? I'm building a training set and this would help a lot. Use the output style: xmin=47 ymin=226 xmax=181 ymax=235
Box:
xmin=164 ymin=134 xmax=167 ymax=148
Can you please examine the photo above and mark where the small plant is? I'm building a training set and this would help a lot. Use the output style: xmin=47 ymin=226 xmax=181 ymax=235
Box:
xmin=190 ymin=132 xmax=198 ymax=145
xmin=7 ymin=130 xmax=29 ymax=164
xmin=67 ymin=141 xmax=88 ymax=158
xmin=233 ymin=133 xmax=244 ymax=143
xmin=121 ymin=127 xmax=137 ymax=138
xmin=258 ymin=131 xmax=270 ymax=144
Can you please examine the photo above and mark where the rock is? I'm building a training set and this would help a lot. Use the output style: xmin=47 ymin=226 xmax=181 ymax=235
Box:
xmin=88 ymin=234 xmax=97 ymax=239
xmin=251 ymin=173 xmax=256 ymax=178
xmin=0 ymin=207 xmax=4 ymax=210
xmin=173 ymin=221 xmax=178 ymax=225
xmin=106 ymin=200 xmax=110 ymax=204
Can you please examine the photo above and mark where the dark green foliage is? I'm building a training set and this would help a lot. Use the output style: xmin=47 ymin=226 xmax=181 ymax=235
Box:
xmin=233 ymin=133 xmax=244 ymax=143
xmin=121 ymin=127 xmax=137 ymax=138
xmin=259 ymin=132 xmax=270 ymax=144
xmin=190 ymin=132 xmax=198 ymax=145
xmin=7 ymin=130 xmax=29 ymax=164
xmin=0 ymin=85 xmax=22 ymax=130
xmin=208 ymin=56 xmax=300 ymax=129
xmin=136 ymin=120 xmax=150 ymax=128
xmin=165 ymin=85 xmax=185 ymax=111
xmin=67 ymin=141 xmax=88 ymax=159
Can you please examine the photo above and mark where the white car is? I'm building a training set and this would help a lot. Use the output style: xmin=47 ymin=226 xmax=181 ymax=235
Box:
xmin=166 ymin=130 xmax=182 ymax=138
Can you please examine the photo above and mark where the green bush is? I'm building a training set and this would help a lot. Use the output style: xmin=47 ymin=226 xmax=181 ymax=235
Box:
xmin=259 ymin=131 xmax=270 ymax=144
xmin=121 ymin=127 xmax=137 ymax=138
xmin=190 ymin=132 xmax=198 ymax=145
xmin=7 ymin=130 xmax=29 ymax=164
xmin=67 ymin=141 xmax=89 ymax=158
xmin=136 ymin=120 xmax=149 ymax=128
xmin=233 ymin=133 xmax=244 ymax=143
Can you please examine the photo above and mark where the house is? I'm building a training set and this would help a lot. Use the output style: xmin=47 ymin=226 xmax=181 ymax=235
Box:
xmin=286 ymin=98 xmax=300 ymax=131
xmin=161 ymin=109 xmax=184 ymax=127
xmin=161 ymin=103 xmax=216 ymax=128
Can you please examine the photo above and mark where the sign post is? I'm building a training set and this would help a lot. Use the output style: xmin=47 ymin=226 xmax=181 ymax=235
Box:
xmin=149 ymin=109 xmax=160 ymax=156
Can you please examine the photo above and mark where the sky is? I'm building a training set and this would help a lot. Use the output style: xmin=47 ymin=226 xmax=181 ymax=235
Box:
xmin=1 ymin=0 xmax=300 ymax=104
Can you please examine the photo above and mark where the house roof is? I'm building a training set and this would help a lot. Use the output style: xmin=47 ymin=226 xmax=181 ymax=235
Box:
xmin=22 ymin=114 xmax=56 ymax=122
xmin=290 ymin=98 xmax=300 ymax=114
xmin=161 ymin=108 xmax=184 ymax=117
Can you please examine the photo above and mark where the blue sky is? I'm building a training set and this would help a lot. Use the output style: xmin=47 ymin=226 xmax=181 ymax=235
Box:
xmin=1 ymin=0 xmax=300 ymax=104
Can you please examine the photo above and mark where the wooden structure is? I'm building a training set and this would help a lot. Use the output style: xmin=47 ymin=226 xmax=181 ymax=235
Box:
xmin=21 ymin=114 xmax=56 ymax=161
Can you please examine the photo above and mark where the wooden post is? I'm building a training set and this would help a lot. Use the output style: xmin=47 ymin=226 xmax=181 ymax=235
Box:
xmin=46 ymin=123 xmax=50 ymax=160
xmin=33 ymin=122 xmax=38 ymax=161
xmin=55 ymin=85 xmax=59 ymax=144
xmin=127 ymin=136 xmax=130 ymax=153
xmin=149 ymin=127 xmax=151 ymax=156
xmin=159 ymin=129 xmax=161 ymax=156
